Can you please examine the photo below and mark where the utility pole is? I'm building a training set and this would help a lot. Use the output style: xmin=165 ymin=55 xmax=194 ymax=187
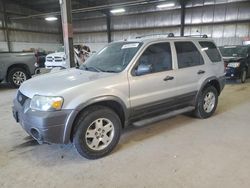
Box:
xmin=2 ymin=0 xmax=11 ymax=52
xmin=106 ymin=12 xmax=111 ymax=43
xmin=59 ymin=0 xmax=75 ymax=68
xmin=180 ymin=0 xmax=186 ymax=37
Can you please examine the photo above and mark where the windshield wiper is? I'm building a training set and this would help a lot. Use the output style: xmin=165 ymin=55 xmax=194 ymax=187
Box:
xmin=102 ymin=70 xmax=117 ymax=73
xmin=81 ymin=65 xmax=102 ymax=72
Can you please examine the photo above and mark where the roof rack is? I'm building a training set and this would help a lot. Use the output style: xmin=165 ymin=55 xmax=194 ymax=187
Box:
xmin=135 ymin=33 xmax=175 ymax=39
xmin=184 ymin=34 xmax=208 ymax=38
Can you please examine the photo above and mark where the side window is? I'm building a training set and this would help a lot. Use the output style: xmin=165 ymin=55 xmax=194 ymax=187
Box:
xmin=135 ymin=43 xmax=172 ymax=76
xmin=199 ymin=41 xmax=222 ymax=63
xmin=175 ymin=42 xmax=204 ymax=69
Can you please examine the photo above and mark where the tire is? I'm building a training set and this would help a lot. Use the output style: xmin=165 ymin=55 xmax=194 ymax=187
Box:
xmin=73 ymin=105 xmax=122 ymax=159
xmin=240 ymin=69 xmax=247 ymax=83
xmin=194 ymin=86 xmax=218 ymax=119
xmin=7 ymin=67 xmax=29 ymax=88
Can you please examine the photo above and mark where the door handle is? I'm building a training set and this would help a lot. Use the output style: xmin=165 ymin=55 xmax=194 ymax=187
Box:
xmin=197 ymin=70 xmax=205 ymax=74
xmin=163 ymin=76 xmax=174 ymax=81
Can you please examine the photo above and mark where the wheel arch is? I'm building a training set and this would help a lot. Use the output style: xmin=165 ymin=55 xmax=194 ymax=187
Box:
xmin=201 ymin=77 xmax=221 ymax=94
xmin=194 ymin=77 xmax=222 ymax=106
xmin=63 ymin=96 xmax=129 ymax=143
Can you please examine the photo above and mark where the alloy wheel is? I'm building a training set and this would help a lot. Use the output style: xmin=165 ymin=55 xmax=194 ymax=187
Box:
xmin=85 ymin=118 xmax=115 ymax=151
xmin=12 ymin=71 xmax=27 ymax=86
xmin=203 ymin=91 xmax=216 ymax=113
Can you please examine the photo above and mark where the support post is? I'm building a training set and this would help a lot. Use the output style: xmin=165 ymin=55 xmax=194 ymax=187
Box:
xmin=59 ymin=0 xmax=75 ymax=68
xmin=58 ymin=17 xmax=64 ymax=44
xmin=106 ymin=12 xmax=111 ymax=43
xmin=180 ymin=0 xmax=186 ymax=37
xmin=2 ymin=0 xmax=11 ymax=52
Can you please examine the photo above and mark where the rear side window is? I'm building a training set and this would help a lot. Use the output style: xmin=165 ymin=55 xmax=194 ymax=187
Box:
xmin=175 ymin=42 xmax=204 ymax=69
xmin=199 ymin=41 xmax=222 ymax=63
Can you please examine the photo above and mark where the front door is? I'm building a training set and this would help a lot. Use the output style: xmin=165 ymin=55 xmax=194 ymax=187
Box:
xmin=128 ymin=42 xmax=177 ymax=118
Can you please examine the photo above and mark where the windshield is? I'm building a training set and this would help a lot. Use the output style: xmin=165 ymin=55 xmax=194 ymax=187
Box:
xmin=219 ymin=46 xmax=248 ymax=58
xmin=56 ymin=46 xmax=64 ymax=52
xmin=80 ymin=42 xmax=143 ymax=73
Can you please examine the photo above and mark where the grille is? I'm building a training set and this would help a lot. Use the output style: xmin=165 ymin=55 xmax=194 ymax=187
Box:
xmin=17 ymin=91 xmax=28 ymax=106
xmin=46 ymin=56 xmax=63 ymax=62
xmin=54 ymin=56 xmax=63 ymax=62
xmin=46 ymin=56 xmax=53 ymax=62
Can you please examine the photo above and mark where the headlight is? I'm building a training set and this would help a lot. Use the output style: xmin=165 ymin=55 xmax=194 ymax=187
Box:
xmin=227 ymin=62 xmax=240 ymax=68
xmin=30 ymin=95 xmax=64 ymax=111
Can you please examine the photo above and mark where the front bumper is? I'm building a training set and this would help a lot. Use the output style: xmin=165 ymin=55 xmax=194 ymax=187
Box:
xmin=45 ymin=61 xmax=67 ymax=69
xmin=12 ymin=97 xmax=76 ymax=144
xmin=225 ymin=67 xmax=241 ymax=79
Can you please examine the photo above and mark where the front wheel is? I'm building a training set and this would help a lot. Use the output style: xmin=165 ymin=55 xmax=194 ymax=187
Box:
xmin=7 ymin=68 xmax=29 ymax=88
xmin=194 ymin=86 xmax=218 ymax=119
xmin=240 ymin=69 xmax=247 ymax=83
xmin=73 ymin=106 xmax=122 ymax=159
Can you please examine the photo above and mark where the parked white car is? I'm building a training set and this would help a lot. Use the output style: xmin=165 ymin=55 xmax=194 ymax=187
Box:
xmin=45 ymin=51 xmax=67 ymax=69
xmin=45 ymin=46 xmax=90 ymax=69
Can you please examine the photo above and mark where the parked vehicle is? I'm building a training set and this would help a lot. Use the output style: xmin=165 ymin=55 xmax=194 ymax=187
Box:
xmin=45 ymin=45 xmax=90 ymax=69
xmin=12 ymin=34 xmax=225 ymax=159
xmin=0 ymin=52 xmax=37 ymax=88
xmin=219 ymin=45 xmax=250 ymax=83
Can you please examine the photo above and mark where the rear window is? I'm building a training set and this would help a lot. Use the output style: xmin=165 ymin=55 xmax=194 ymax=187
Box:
xmin=199 ymin=41 xmax=222 ymax=63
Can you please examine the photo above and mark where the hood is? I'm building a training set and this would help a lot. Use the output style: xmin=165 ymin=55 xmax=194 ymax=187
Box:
xmin=46 ymin=52 xmax=65 ymax=58
xmin=223 ymin=56 xmax=244 ymax=63
xmin=20 ymin=68 xmax=113 ymax=98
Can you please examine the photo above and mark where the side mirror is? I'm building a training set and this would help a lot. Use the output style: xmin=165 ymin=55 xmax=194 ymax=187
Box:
xmin=135 ymin=63 xmax=152 ymax=76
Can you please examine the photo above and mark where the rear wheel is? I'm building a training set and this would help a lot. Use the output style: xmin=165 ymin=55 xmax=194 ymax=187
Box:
xmin=194 ymin=86 xmax=218 ymax=119
xmin=240 ymin=69 xmax=247 ymax=83
xmin=73 ymin=106 xmax=122 ymax=159
xmin=7 ymin=68 xmax=29 ymax=88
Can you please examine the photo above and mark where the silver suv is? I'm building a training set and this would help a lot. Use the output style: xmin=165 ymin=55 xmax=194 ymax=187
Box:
xmin=12 ymin=34 xmax=225 ymax=159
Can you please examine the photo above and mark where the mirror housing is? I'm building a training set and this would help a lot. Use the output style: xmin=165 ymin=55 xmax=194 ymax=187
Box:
xmin=135 ymin=64 xmax=152 ymax=76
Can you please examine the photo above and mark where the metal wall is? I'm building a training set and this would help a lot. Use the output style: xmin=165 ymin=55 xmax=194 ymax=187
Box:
xmin=1 ymin=0 xmax=250 ymax=52
xmin=0 ymin=2 xmax=61 ymax=52
xmin=73 ymin=0 xmax=250 ymax=50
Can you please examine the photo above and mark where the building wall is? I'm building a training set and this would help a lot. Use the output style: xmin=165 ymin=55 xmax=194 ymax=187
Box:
xmin=0 ymin=2 xmax=61 ymax=52
xmin=1 ymin=0 xmax=250 ymax=52
xmin=73 ymin=0 xmax=250 ymax=51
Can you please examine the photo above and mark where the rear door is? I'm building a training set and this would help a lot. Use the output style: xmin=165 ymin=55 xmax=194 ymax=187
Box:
xmin=172 ymin=41 xmax=208 ymax=98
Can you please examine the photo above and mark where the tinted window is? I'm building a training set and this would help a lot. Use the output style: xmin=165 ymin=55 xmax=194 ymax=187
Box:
xmin=136 ymin=43 xmax=172 ymax=74
xmin=199 ymin=41 xmax=221 ymax=62
xmin=175 ymin=42 xmax=204 ymax=68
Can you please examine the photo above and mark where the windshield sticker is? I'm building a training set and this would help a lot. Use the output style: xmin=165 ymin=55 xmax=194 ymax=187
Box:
xmin=121 ymin=43 xmax=139 ymax=49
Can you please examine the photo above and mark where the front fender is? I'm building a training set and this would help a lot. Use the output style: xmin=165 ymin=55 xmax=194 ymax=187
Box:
xmin=62 ymin=88 xmax=129 ymax=143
